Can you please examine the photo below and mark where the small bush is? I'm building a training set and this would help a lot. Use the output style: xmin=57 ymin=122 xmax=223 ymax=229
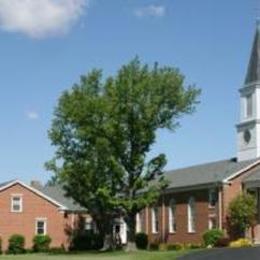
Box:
xmin=215 ymin=237 xmax=230 ymax=248
xmin=33 ymin=235 xmax=52 ymax=252
xmin=135 ymin=233 xmax=148 ymax=250
xmin=149 ymin=243 xmax=159 ymax=250
xmin=70 ymin=233 xmax=103 ymax=251
xmin=7 ymin=234 xmax=25 ymax=254
xmin=229 ymin=238 xmax=252 ymax=248
xmin=203 ymin=229 xmax=224 ymax=247
xmin=167 ymin=243 xmax=183 ymax=251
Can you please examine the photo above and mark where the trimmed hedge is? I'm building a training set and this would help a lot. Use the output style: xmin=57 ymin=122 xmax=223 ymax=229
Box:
xmin=7 ymin=234 xmax=25 ymax=254
xmin=203 ymin=229 xmax=224 ymax=247
xmin=33 ymin=235 xmax=52 ymax=252
xmin=135 ymin=233 xmax=148 ymax=249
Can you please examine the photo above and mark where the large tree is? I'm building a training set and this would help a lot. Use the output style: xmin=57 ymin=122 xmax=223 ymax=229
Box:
xmin=47 ymin=58 xmax=200 ymax=249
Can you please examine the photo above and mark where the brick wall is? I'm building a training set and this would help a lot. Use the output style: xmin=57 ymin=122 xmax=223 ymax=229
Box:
xmin=0 ymin=183 xmax=76 ymax=250
xmin=143 ymin=189 xmax=218 ymax=245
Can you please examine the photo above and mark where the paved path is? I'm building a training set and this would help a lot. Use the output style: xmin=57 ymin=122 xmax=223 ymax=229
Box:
xmin=178 ymin=247 xmax=260 ymax=260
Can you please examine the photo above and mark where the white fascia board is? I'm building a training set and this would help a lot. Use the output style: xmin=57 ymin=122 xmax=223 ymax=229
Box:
xmin=0 ymin=180 xmax=68 ymax=210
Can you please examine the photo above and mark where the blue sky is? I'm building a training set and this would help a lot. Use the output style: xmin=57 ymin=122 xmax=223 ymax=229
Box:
xmin=0 ymin=0 xmax=258 ymax=183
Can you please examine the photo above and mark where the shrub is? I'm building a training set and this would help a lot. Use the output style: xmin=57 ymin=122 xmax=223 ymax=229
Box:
xmin=70 ymin=233 xmax=103 ymax=251
xmin=167 ymin=243 xmax=183 ymax=251
xmin=203 ymin=229 xmax=224 ymax=247
xmin=228 ymin=194 xmax=257 ymax=238
xmin=33 ymin=235 xmax=52 ymax=252
xmin=229 ymin=238 xmax=252 ymax=248
xmin=135 ymin=233 xmax=148 ymax=250
xmin=7 ymin=234 xmax=25 ymax=254
xmin=215 ymin=237 xmax=230 ymax=248
xmin=149 ymin=243 xmax=159 ymax=250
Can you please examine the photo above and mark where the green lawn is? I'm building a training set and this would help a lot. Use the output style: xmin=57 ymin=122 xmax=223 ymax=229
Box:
xmin=0 ymin=251 xmax=191 ymax=260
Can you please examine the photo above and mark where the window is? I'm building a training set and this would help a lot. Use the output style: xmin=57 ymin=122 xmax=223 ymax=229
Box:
xmin=187 ymin=197 xmax=196 ymax=233
xmin=85 ymin=217 xmax=93 ymax=231
xmin=168 ymin=199 xmax=176 ymax=233
xmin=151 ymin=207 xmax=159 ymax=234
xmin=209 ymin=189 xmax=218 ymax=208
xmin=136 ymin=213 xmax=142 ymax=233
xmin=11 ymin=195 xmax=22 ymax=212
xmin=208 ymin=216 xmax=217 ymax=230
xmin=36 ymin=219 xmax=47 ymax=235
xmin=245 ymin=94 xmax=253 ymax=118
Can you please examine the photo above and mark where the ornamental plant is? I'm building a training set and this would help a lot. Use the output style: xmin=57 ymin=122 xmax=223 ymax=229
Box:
xmin=228 ymin=193 xmax=257 ymax=238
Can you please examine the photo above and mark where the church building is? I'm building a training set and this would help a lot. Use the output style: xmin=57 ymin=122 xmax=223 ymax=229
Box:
xmin=0 ymin=23 xmax=260 ymax=251
xmin=136 ymin=23 xmax=260 ymax=245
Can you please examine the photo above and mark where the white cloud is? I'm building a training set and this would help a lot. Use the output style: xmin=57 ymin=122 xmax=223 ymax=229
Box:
xmin=26 ymin=111 xmax=39 ymax=120
xmin=134 ymin=5 xmax=165 ymax=18
xmin=0 ymin=0 xmax=88 ymax=39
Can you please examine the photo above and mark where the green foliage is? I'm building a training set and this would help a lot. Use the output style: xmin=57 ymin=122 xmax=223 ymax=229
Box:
xmin=203 ymin=229 xmax=224 ymax=247
xmin=33 ymin=235 xmax=52 ymax=252
xmin=135 ymin=233 xmax=148 ymax=249
xmin=47 ymin=57 xmax=200 ymax=243
xmin=7 ymin=234 xmax=25 ymax=254
xmin=70 ymin=233 xmax=104 ymax=251
xmin=228 ymin=193 xmax=257 ymax=237
xmin=166 ymin=243 xmax=183 ymax=251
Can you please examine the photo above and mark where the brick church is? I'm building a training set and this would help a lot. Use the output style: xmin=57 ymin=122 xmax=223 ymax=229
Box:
xmin=0 ymin=23 xmax=260 ymax=250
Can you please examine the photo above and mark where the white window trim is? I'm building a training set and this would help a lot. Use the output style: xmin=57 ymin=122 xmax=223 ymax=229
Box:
xmin=208 ymin=214 xmax=217 ymax=230
xmin=187 ymin=197 xmax=196 ymax=233
xmin=35 ymin=218 xmax=47 ymax=235
xmin=168 ymin=199 xmax=176 ymax=234
xmin=151 ymin=208 xmax=159 ymax=234
xmin=11 ymin=194 xmax=23 ymax=213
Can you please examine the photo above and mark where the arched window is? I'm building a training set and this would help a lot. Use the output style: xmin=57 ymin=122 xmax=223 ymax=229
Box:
xmin=168 ymin=199 xmax=176 ymax=233
xmin=187 ymin=197 xmax=196 ymax=233
xmin=151 ymin=207 xmax=159 ymax=234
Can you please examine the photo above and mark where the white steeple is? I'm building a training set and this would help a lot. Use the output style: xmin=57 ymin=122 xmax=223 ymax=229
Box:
xmin=237 ymin=22 xmax=260 ymax=161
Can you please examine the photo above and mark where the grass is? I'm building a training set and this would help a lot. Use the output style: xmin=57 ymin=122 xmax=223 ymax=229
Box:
xmin=0 ymin=250 xmax=191 ymax=260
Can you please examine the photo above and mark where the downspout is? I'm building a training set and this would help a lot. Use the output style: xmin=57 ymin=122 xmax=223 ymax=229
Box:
xmin=161 ymin=195 xmax=165 ymax=243
xmin=218 ymin=186 xmax=223 ymax=230
xmin=145 ymin=207 xmax=149 ymax=234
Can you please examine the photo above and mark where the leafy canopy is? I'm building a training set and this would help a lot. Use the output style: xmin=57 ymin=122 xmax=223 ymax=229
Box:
xmin=47 ymin=57 xmax=200 ymax=239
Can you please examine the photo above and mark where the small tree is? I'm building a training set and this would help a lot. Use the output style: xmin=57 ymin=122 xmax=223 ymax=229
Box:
xmin=228 ymin=193 xmax=257 ymax=238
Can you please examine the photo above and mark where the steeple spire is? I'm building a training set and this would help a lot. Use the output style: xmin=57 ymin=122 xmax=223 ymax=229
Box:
xmin=245 ymin=21 xmax=260 ymax=84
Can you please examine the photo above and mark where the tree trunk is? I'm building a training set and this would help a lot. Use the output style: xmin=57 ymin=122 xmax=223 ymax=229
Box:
xmin=125 ymin=213 xmax=137 ymax=252
xmin=96 ymin=217 xmax=114 ymax=251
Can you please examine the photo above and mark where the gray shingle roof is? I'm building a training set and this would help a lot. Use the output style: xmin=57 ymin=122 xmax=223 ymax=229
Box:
xmin=164 ymin=158 xmax=259 ymax=190
xmin=245 ymin=23 xmax=260 ymax=84
xmin=25 ymin=158 xmax=259 ymax=210
xmin=37 ymin=185 xmax=86 ymax=211
xmin=243 ymin=165 xmax=260 ymax=183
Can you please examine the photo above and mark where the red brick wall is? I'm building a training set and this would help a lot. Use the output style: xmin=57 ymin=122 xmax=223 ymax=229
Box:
xmin=144 ymin=189 xmax=218 ymax=245
xmin=0 ymin=183 xmax=75 ymax=250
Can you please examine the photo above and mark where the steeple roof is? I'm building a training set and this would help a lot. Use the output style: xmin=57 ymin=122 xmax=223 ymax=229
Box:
xmin=245 ymin=22 xmax=260 ymax=84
